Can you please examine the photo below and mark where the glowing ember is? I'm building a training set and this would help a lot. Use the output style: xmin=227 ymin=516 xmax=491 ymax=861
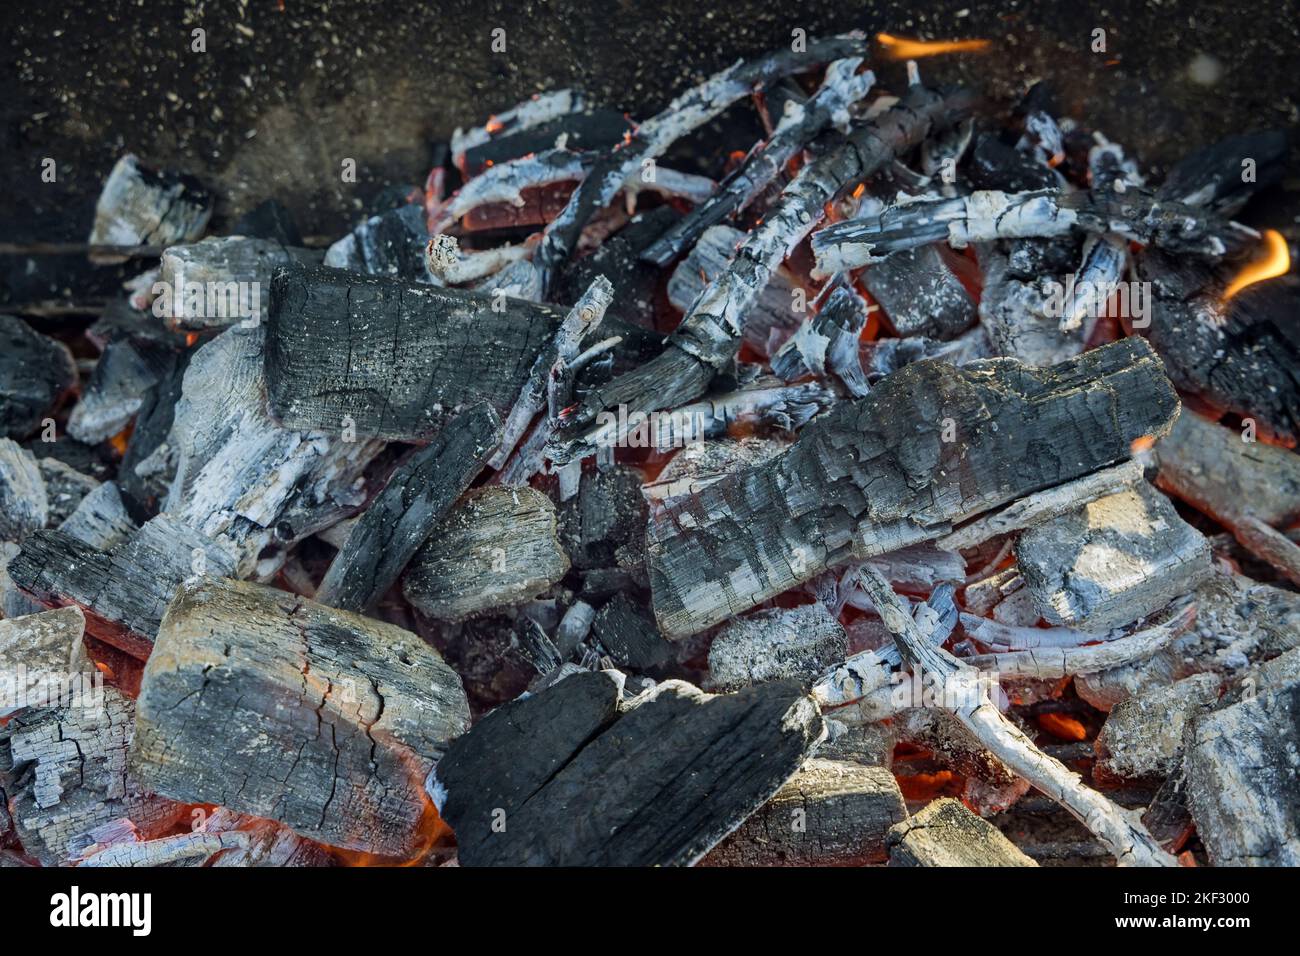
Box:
xmin=876 ymin=33 xmax=991 ymax=59
xmin=1037 ymin=712 xmax=1088 ymax=742
xmin=1129 ymin=434 xmax=1156 ymax=455
xmin=1223 ymin=229 xmax=1290 ymax=301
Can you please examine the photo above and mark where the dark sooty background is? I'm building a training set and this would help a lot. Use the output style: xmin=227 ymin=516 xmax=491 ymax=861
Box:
xmin=1 ymin=0 xmax=1297 ymax=296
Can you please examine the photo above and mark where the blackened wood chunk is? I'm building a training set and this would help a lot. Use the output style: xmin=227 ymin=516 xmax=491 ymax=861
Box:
xmin=701 ymin=759 xmax=906 ymax=865
xmin=1183 ymin=681 xmax=1300 ymax=866
xmin=559 ymin=465 xmax=648 ymax=570
xmin=888 ymin=797 xmax=1038 ymax=867
xmin=591 ymin=593 xmax=673 ymax=672
xmin=1 ymin=685 xmax=182 ymax=866
xmin=863 ymin=245 xmax=977 ymax=341
xmin=58 ymin=480 xmax=135 ymax=550
xmin=323 ymin=205 xmax=434 ymax=284
xmin=557 ymin=206 xmax=679 ymax=328
xmin=0 ymin=315 xmax=77 ymax=439
xmin=403 ymin=486 xmax=569 ymax=622
xmin=0 ymin=606 xmax=87 ymax=718
xmin=159 ymin=235 xmax=322 ymax=330
xmin=648 ymin=338 xmax=1180 ymax=637
xmin=438 ymin=677 xmax=824 ymax=866
xmin=461 ymin=109 xmax=630 ymax=174
xmin=68 ymin=336 xmax=177 ymax=444
xmin=88 ymin=154 xmax=212 ymax=262
xmin=130 ymin=578 xmax=471 ymax=860
xmin=317 ymin=404 xmax=501 ymax=612
xmin=8 ymin=517 xmax=236 ymax=658
xmin=266 ymin=265 xmax=565 ymax=441
xmin=1094 ymin=674 xmax=1220 ymax=782
xmin=0 ymin=438 xmax=47 ymax=542
xmin=118 ymin=351 xmax=189 ymax=517
xmin=36 ymin=457 xmax=99 ymax=527
xmin=967 ymin=133 xmax=1059 ymax=192
xmin=1159 ymin=131 xmax=1287 ymax=215
xmin=707 ymin=604 xmax=847 ymax=691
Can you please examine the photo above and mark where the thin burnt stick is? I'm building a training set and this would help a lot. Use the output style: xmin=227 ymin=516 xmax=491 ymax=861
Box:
xmin=129 ymin=578 xmax=470 ymax=860
xmin=0 ymin=315 xmax=78 ymax=440
xmin=488 ymin=276 xmax=614 ymax=469
xmin=532 ymin=33 xmax=869 ymax=294
xmin=640 ymin=58 xmax=876 ymax=267
xmin=647 ymin=338 xmax=1178 ymax=638
xmin=552 ymin=82 xmax=975 ymax=457
xmin=424 ymin=234 xmax=534 ymax=284
xmin=451 ymin=90 xmax=585 ymax=170
xmin=1058 ymin=233 xmax=1128 ymax=332
xmin=315 ymin=403 xmax=501 ymax=612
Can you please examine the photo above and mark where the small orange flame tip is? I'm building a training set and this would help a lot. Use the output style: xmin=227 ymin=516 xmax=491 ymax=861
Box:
xmin=1223 ymin=229 xmax=1290 ymax=302
xmin=876 ymin=33 xmax=991 ymax=60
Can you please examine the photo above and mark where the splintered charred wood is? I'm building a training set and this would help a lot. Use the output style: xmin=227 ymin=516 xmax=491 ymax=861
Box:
xmin=1094 ymin=673 xmax=1220 ymax=782
xmin=648 ymin=338 xmax=1179 ymax=638
xmin=812 ymin=187 xmax=1256 ymax=272
xmin=707 ymin=604 xmax=847 ymax=692
xmin=642 ymin=436 xmax=788 ymax=505
xmin=0 ymin=315 xmax=78 ymax=439
xmin=0 ymin=439 xmax=47 ymax=542
xmin=118 ymin=352 xmax=188 ymax=516
xmin=702 ymin=759 xmax=905 ymax=866
xmin=452 ymin=90 xmax=614 ymax=172
xmin=532 ymin=34 xmax=869 ymax=293
xmin=0 ymin=606 xmax=87 ymax=718
xmin=1 ymin=685 xmax=183 ymax=866
xmin=435 ymin=675 xmax=824 ymax=866
xmin=1016 ymin=482 xmax=1213 ymax=631
xmin=771 ymin=284 xmax=870 ymax=395
xmin=37 ymin=457 xmax=99 ymax=527
xmin=324 ymin=205 xmax=437 ymax=284
xmin=8 ymin=517 xmax=236 ymax=657
xmin=58 ymin=481 xmax=135 ymax=550
xmin=1137 ymin=251 xmax=1300 ymax=445
xmin=860 ymin=244 xmax=977 ymax=340
xmin=975 ymin=242 xmax=1082 ymax=366
xmin=641 ymin=58 xmax=876 ymax=267
xmin=888 ymin=798 xmax=1037 ymax=867
xmin=158 ymin=236 xmax=321 ymax=329
xmin=402 ymin=485 xmax=569 ymax=622
xmin=316 ymin=404 xmax=501 ymax=612
xmin=130 ymin=578 xmax=470 ymax=859
xmin=1059 ymin=234 xmax=1127 ymax=332
xmin=266 ymin=265 xmax=565 ymax=441
xmin=88 ymin=155 xmax=212 ymax=263
xmin=1183 ymin=681 xmax=1300 ymax=865
xmin=590 ymin=593 xmax=673 ymax=672
xmin=199 ymin=809 xmax=337 ymax=868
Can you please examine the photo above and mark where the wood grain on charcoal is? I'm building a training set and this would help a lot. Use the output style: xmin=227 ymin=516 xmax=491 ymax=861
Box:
xmin=888 ymin=797 xmax=1038 ymax=867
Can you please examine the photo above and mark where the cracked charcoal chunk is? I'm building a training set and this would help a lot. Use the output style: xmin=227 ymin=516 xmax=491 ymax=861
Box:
xmin=436 ymin=676 xmax=824 ymax=866
xmin=0 ymin=315 xmax=78 ymax=440
xmin=888 ymin=797 xmax=1038 ymax=867
xmin=1094 ymin=674 xmax=1220 ymax=782
xmin=862 ymin=245 xmax=977 ymax=341
xmin=558 ymin=465 xmax=647 ymax=570
xmin=129 ymin=577 xmax=470 ymax=860
xmin=590 ymin=592 xmax=673 ymax=672
xmin=707 ymin=603 xmax=847 ymax=691
xmin=0 ymin=438 xmax=47 ymax=543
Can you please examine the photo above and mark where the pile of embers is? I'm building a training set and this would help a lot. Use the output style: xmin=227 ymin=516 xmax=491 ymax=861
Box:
xmin=2 ymin=31 xmax=1298 ymax=868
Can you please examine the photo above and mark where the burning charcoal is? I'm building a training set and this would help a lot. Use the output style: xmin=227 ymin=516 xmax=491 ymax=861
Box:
xmin=859 ymin=326 xmax=992 ymax=380
xmin=57 ymin=481 xmax=135 ymax=550
xmin=88 ymin=154 xmax=213 ymax=262
xmin=888 ymin=798 xmax=1037 ymax=866
xmin=200 ymin=809 xmax=336 ymax=868
xmin=771 ymin=284 xmax=870 ymax=395
xmin=36 ymin=457 xmax=99 ymax=527
xmin=707 ymin=604 xmax=847 ymax=692
xmin=558 ymin=82 xmax=975 ymax=452
xmin=641 ymin=57 xmax=876 ymax=267
xmin=323 ymin=204 xmax=436 ymax=284
xmin=130 ymin=578 xmax=470 ymax=860
xmin=1 ymin=685 xmax=183 ymax=867
xmin=1182 ymin=681 xmax=1300 ymax=865
xmin=158 ymin=236 xmax=321 ymax=330
xmin=1094 ymin=674 xmax=1220 ymax=782
xmin=702 ymin=759 xmax=905 ymax=866
xmin=967 ymin=133 xmax=1060 ymax=192
xmin=452 ymin=92 xmax=626 ymax=173
xmin=434 ymin=675 xmax=823 ymax=866
xmin=1 ymin=543 xmax=43 ymax=619
xmin=402 ymin=486 xmax=569 ymax=622
xmin=860 ymin=244 xmax=977 ymax=340
xmin=892 ymin=708 xmax=1030 ymax=815
xmin=0 ymin=315 xmax=78 ymax=439
xmin=648 ymin=338 xmax=1178 ymax=638
xmin=590 ymin=593 xmax=673 ymax=672
xmin=8 ymin=516 xmax=237 ymax=658
xmin=232 ymin=198 xmax=303 ymax=246
xmin=116 ymin=350 xmax=188 ymax=517
xmin=1159 ymin=131 xmax=1287 ymax=215
xmin=975 ymin=242 xmax=1082 ymax=365
xmin=0 ymin=606 xmax=87 ymax=718
xmin=67 ymin=332 xmax=181 ymax=445
xmin=558 ymin=465 xmax=647 ymax=570
xmin=316 ymin=404 xmax=501 ymax=612
xmin=667 ymin=225 xmax=805 ymax=355
xmin=865 ymin=543 xmax=967 ymax=592
xmin=0 ymin=439 xmax=48 ymax=542
xmin=72 ymin=819 xmax=253 ymax=867
xmin=1016 ymin=482 xmax=1213 ymax=631
xmin=532 ymin=34 xmax=869 ymax=293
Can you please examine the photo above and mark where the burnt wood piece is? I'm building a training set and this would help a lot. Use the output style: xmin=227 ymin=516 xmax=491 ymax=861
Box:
xmin=701 ymin=759 xmax=905 ymax=866
xmin=7 ymin=517 xmax=236 ymax=658
xmin=860 ymin=327 xmax=992 ymax=381
xmin=1159 ymin=131 xmax=1288 ymax=215
xmin=323 ymin=204 xmax=435 ymax=284
xmin=0 ymin=606 xmax=87 ymax=718
xmin=590 ymin=593 xmax=673 ymax=672
xmin=1136 ymin=250 xmax=1300 ymax=445
xmin=707 ymin=604 xmax=847 ymax=692
xmin=559 ymin=465 xmax=649 ymax=570
xmin=532 ymin=34 xmax=868 ymax=293
xmin=57 ymin=480 xmax=135 ymax=550
xmin=452 ymin=89 xmax=584 ymax=167
xmin=0 ymin=438 xmax=47 ymax=542
xmin=1 ymin=685 xmax=183 ymax=866
xmin=770 ymin=284 xmax=870 ymax=396
xmin=266 ymin=265 xmax=568 ymax=441
xmin=861 ymin=245 xmax=977 ymax=341
xmin=640 ymin=57 xmax=876 ymax=267
xmin=976 ymin=242 xmax=1082 ymax=366
xmin=459 ymin=109 xmax=630 ymax=176
xmin=435 ymin=675 xmax=824 ymax=866
xmin=233 ymin=198 xmax=303 ymax=246
xmin=1016 ymin=482 xmax=1212 ymax=631
xmin=556 ymin=206 xmax=677 ymax=329
xmin=118 ymin=350 xmax=189 ymax=517
xmin=1094 ymin=674 xmax=1220 ymax=782
xmin=888 ymin=798 xmax=1038 ymax=867
xmin=967 ymin=133 xmax=1060 ymax=192
xmin=0 ymin=315 xmax=78 ymax=439
xmin=130 ymin=578 xmax=471 ymax=860
xmin=402 ymin=485 xmax=569 ymax=622
xmin=67 ymin=334 xmax=179 ymax=444
xmin=316 ymin=404 xmax=501 ymax=612
xmin=554 ymin=83 xmax=975 ymax=456
xmin=643 ymin=435 xmax=789 ymax=505
xmin=159 ymin=235 xmax=322 ymax=329
xmin=1183 ymin=681 xmax=1300 ymax=866
xmin=88 ymin=154 xmax=212 ymax=263
xmin=648 ymin=338 xmax=1179 ymax=638
xmin=36 ymin=457 xmax=99 ymax=527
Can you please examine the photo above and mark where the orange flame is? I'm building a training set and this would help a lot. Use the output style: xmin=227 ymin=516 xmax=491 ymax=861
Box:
xmin=1129 ymin=434 xmax=1156 ymax=455
xmin=876 ymin=33 xmax=991 ymax=59
xmin=484 ymin=116 xmax=504 ymax=134
xmin=1223 ymin=229 xmax=1290 ymax=301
